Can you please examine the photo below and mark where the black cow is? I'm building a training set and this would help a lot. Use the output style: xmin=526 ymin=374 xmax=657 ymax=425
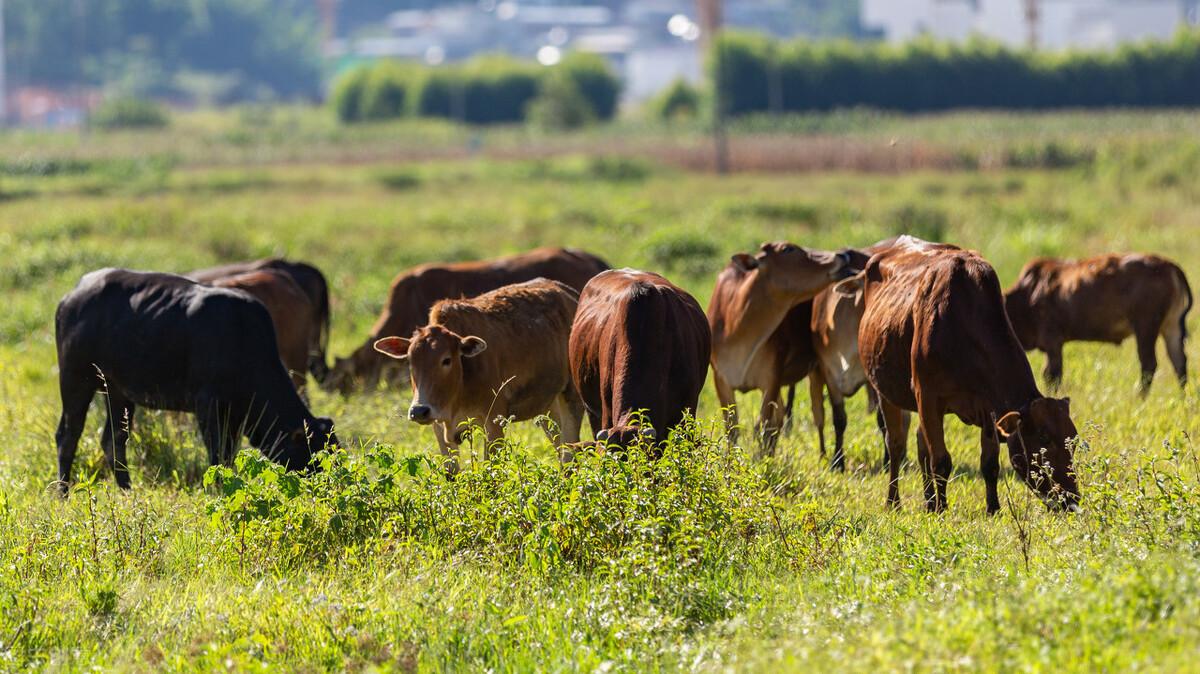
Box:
xmin=55 ymin=269 xmax=337 ymax=492
xmin=188 ymin=258 xmax=332 ymax=383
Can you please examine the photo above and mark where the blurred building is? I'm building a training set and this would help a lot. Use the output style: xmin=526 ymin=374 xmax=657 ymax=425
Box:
xmin=863 ymin=0 xmax=1188 ymax=49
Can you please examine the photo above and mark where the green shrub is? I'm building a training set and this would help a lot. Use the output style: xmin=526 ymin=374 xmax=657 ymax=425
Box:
xmin=330 ymin=67 xmax=371 ymax=123
xmin=527 ymin=75 xmax=595 ymax=131
xmin=360 ymin=60 xmax=414 ymax=121
xmin=89 ymin=97 xmax=169 ymax=130
xmin=649 ymin=78 xmax=702 ymax=121
xmin=713 ymin=29 xmax=1200 ymax=115
xmin=555 ymin=52 xmax=620 ymax=120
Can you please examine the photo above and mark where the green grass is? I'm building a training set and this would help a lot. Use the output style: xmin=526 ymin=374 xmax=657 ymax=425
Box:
xmin=2 ymin=111 xmax=1200 ymax=670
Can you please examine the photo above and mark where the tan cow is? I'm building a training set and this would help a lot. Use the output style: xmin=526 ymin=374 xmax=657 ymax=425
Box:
xmin=807 ymin=240 xmax=904 ymax=470
xmin=1004 ymin=254 xmax=1192 ymax=395
xmin=373 ymin=278 xmax=583 ymax=475
xmin=707 ymin=242 xmax=856 ymax=453
xmin=843 ymin=236 xmax=1080 ymax=513
xmin=327 ymin=247 xmax=608 ymax=393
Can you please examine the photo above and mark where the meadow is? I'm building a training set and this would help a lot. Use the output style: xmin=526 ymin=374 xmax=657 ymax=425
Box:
xmin=1 ymin=110 xmax=1200 ymax=671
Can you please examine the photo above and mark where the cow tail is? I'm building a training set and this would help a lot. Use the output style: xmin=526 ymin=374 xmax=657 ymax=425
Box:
xmin=309 ymin=281 xmax=332 ymax=383
xmin=1178 ymin=266 xmax=1193 ymax=341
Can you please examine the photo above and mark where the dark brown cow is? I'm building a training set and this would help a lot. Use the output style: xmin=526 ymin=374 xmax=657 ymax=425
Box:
xmin=327 ymin=247 xmax=609 ymax=393
xmin=707 ymin=242 xmax=855 ymax=452
xmin=842 ymin=236 xmax=1080 ymax=513
xmin=189 ymin=258 xmax=332 ymax=383
xmin=1004 ymin=254 xmax=1192 ymax=395
xmin=374 ymin=279 xmax=582 ymax=475
xmin=569 ymin=269 xmax=711 ymax=450
xmin=211 ymin=270 xmax=316 ymax=393
xmin=807 ymin=240 xmax=902 ymax=470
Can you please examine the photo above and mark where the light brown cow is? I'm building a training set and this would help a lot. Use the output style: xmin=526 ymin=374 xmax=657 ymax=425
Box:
xmin=569 ymin=269 xmax=711 ymax=451
xmin=1004 ymin=254 xmax=1191 ymax=395
xmin=843 ymin=236 xmax=1080 ymax=513
xmin=707 ymin=242 xmax=855 ymax=453
xmin=212 ymin=270 xmax=316 ymax=393
xmin=327 ymin=247 xmax=609 ymax=393
xmin=807 ymin=240 xmax=903 ymax=471
xmin=374 ymin=278 xmax=583 ymax=475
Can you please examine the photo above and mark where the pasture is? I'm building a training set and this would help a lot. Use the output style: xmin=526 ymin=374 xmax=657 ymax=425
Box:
xmin=2 ymin=110 xmax=1200 ymax=671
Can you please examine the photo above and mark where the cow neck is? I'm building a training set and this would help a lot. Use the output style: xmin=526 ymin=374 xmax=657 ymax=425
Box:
xmin=720 ymin=274 xmax=798 ymax=384
xmin=981 ymin=336 xmax=1044 ymax=415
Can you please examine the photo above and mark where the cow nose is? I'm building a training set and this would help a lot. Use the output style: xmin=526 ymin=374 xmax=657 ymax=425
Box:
xmin=408 ymin=404 xmax=432 ymax=422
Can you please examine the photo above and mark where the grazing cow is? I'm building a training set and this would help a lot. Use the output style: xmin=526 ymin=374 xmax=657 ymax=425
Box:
xmin=707 ymin=242 xmax=856 ymax=452
xmin=1004 ymin=254 xmax=1192 ymax=395
xmin=373 ymin=279 xmax=583 ymax=475
xmin=807 ymin=240 xmax=904 ymax=470
xmin=55 ymin=269 xmax=337 ymax=493
xmin=210 ymin=270 xmax=316 ymax=393
xmin=569 ymin=269 xmax=711 ymax=451
xmin=327 ymin=247 xmax=609 ymax=393
xmin=189 ymin=258 xmax=332 ymax=383
xmin=842 ymin=237 xmax=1080 ymax=513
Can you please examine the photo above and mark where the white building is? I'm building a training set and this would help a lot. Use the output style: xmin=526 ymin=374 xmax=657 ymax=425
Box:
xmin=862 ymin=0 xmax=1187 ymax=49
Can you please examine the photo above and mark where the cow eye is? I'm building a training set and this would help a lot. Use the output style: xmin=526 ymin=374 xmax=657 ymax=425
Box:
xmin=441 ymin=357 xmax=452 ymax=367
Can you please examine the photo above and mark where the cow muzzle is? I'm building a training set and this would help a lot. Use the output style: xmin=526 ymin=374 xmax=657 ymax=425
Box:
xmin=408 ymin=404 xmax=434 ymax=424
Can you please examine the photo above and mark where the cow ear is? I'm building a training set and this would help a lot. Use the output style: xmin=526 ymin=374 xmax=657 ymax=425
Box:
xmin=996 ymin=411 xmax=1022 ymax=439
xmin=731 ymin=253 xmax=759 ymax=272
xmin=374 ymin=337 xmax=410 ymax=361
xmin=639 ymin=427 xmax=656 ymax=442
xmin=833 ymin=273 xmax=865 ymax=298
xmin=595 ymin=428 xmax=610 ymax=442
xmin=460 ymin=336 xmax=487 ymax=358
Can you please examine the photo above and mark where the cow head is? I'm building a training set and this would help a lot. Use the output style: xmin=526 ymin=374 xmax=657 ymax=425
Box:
xmin=596 ymin=425 xmax=656 ymax=450
xmin=733 ymin=242 xmax=858 ymax=303
xmin=996 ymin=397 xmax=1080 ymax=510
xmin=276 ymin=416 xmax=338 ymax=470
xmin=374 ymin=326 xmax=487 ymax=425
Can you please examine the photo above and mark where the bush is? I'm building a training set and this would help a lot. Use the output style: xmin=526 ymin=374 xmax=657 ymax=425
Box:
xmin=555 ymin=52 xmax=621 ymax=120
xmin=330 ymin=67 xmax=370 ymax=123
xmin=527 ymin=75 xmax=596 ymax=131
xmin=89 ymin=97 xmax=169 ymax=130
xmin=649 ymin=78 xmax=703 ymax=121
xmin=360 ymin=60 xmax=414 ymax=121
xmin=713 ymin=29 xmax=1200 ymax=115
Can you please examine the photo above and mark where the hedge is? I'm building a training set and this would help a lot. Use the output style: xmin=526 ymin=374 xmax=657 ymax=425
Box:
xmin=712 ymin=30 xmax=1200 ymax=115
xmin=331 ymin=53 xmax=620 ymax=125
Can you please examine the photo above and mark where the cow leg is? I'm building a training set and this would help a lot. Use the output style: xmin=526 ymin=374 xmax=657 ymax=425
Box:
xmin=756 ymin=383 xmax=785 ymax=456
xmin=548 ymin=391 xmax=584 ymax=464
xmin=195 ymin=396 xmax=240 ymax=467
xmin=916 ymin=403 xmax=951 ymax=513
xmin=980 ymin=426 xmax=1001 ymax=515
xmin=101 ymin=392 xmax=134 ymax=490
xmin=434 ymin=421 xmax=460 ymax=477
xmin=878 ymin=399 xmax=908 ymax=509
xmin=868 ymin=386 xmax=891 ymax=468
xmin=808 ymin=372 xmax=827 ymax=458
xmin=713 ymin=371 xmax=739 ymax=443
xmin=1162 ymin=320 xmax=1188 ymax=389
xmin=1043 ymin=344 xmax=1064 ymax=392
xmin=831 ymin=393 xmax=849 ymax=473
xmin=56 ymin=371 xmax=96 ymax=496
xmin=782 ymin=384 xmax=796 ymax=433
xmin=482 ymin=418 xmax=505 ymax=462
xmin=1135 ymin=327 xmax=1159 ymax=396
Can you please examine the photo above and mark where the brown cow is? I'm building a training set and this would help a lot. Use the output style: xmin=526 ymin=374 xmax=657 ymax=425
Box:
xmin=212 ymin=270 xmax=316 ymax=393
xmin=808 ymin=240 xmax=903 ymax=471
xmin=1004 ymin=254 xmax=1192 ymax=395
xmin=707 ymin=242 xmax=856 ymax=452
xmin=327 ymin=247 xmax=609 ymax=393
xmin=373 ymin=278 xmax=583 ymax=475
xmin=569 ymin=269 xmax=711 ymax=450
xmin=842 ymin=236 xmax=1080 ymax=513
xmin=189 ymin=258 xmax=332 ymax=383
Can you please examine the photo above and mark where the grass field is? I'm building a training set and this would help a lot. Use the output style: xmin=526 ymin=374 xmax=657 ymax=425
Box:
xmin=2 ymin=111 xmax=1200 ymax=671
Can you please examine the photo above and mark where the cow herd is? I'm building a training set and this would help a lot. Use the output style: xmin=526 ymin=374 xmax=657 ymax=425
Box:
xmin=54 ymin=237 xmax=1191 ymax=513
